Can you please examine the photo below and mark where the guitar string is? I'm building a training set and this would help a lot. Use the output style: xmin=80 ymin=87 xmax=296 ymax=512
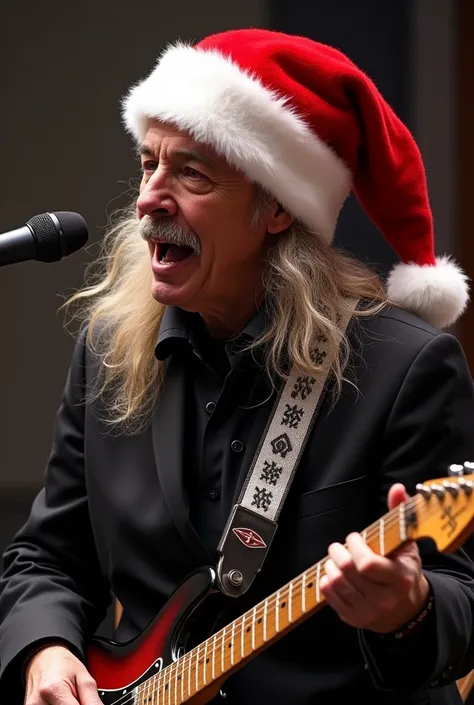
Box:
xmin=104 ymin=490 xmax=462 ymax=705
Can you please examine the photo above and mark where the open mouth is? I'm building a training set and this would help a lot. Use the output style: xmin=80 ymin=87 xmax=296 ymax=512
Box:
xmin=156 ymin=242 xmax=196 ymax=264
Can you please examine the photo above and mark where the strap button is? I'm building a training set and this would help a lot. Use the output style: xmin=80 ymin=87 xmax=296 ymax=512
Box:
xmin=205 ymin=401 xmax=216 ymax=414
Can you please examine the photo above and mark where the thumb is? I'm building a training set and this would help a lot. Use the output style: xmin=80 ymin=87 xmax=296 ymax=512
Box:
xmin=387 ymin=482 xmax=410 ymax=510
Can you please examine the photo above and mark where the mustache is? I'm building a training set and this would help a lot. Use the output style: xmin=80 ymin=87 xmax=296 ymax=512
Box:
xmin=139 ymin=217 xmax=201 ymax=254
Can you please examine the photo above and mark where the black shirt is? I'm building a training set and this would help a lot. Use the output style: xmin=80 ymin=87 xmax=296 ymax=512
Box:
xmin=154 ymin=305 xmax=275 ymax=557
xmin=153 ymin=305 xmax=438 ymax=664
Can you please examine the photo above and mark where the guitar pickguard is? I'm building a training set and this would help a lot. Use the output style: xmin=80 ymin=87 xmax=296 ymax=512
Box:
xmin=97 ymin=657 xmax=163 ymax=704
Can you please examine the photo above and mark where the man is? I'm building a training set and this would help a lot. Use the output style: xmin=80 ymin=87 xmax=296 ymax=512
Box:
xmin=1 ymin=27 xmax=474 ymax=705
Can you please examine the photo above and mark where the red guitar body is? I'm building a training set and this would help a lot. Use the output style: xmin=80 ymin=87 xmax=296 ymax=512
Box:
xmin=87 ymin=567 xmax=226 ymax=705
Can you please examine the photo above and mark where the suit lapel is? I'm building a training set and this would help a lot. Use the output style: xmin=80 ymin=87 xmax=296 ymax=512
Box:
xmin=151 ymin=357 xmax=212 ymax=564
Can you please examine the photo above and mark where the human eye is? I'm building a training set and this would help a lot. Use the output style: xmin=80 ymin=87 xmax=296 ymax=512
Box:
xmin=182 ymin=166 xmax=206 ymax=179
xmin=141 ymin=160 xmax=158 ymax=174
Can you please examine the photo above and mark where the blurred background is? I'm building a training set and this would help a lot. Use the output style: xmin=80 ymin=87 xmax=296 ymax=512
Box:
xmin=0 ymin=0 xmax=473 ymax=640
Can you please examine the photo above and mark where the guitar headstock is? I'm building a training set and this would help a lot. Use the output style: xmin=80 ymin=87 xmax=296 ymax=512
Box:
xmin=409 ymin=462 xmax=474 ymax=552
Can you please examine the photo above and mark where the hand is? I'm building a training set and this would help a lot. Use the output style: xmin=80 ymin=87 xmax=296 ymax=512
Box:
xmin=319 ymin=483 xmax=430 ymax=634
xmin=25 ymin=645 xmax=101 ymax=705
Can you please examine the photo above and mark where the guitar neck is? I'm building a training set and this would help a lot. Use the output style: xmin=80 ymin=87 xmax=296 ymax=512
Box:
xmin=136 ymin=498 xmax=418 ymax=704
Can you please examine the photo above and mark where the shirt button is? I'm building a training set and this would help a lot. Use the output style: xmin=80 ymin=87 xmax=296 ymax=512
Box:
xmin=205 ymin=401 xmax=216 ymax=414
xmin=231 ymin=439 xmax=244 ymax=453
xmin=209 ymin=489 xmax=220 ymax=501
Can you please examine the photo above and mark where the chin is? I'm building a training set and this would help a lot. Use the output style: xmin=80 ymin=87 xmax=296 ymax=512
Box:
xmin=151 ymin=281 xmax=197 ymax=309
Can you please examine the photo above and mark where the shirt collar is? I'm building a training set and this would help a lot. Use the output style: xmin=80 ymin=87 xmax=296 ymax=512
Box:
xmin=154 ymin=305 xmax=268 ymax=362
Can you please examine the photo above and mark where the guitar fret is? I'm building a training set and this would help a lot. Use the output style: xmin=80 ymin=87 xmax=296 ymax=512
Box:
xmin=241 ymin=613 xmax=245 ymax=658
xmin=212 ymin=633 xmax=217 ymax=680
xmin=231 ymin=620 xmax=236 ymax=665
xmin=176 ymin=663 xmax=180 ymax=703
xmin=171 ymin=661 xmax=175 ymax=705
xmin=221 ymin=626 xmax=225 ymax=674
xmin=362 ymin=529 xmax=367 ymax=542
xmin=252 ymin=606 xmax=257 ymax=650
xmin=180 ymin=655 xmax=184 ymax=702
xmin=379 ymin=517 xmax=384 ymax=555
xmin=289 ymin=581 xmax=293 ymax=623
xmin=263 ymin=599 xmax=268 ymax=641
xmin=302 ymin=571 xmax=306 ymax=612
xmin=195 ymin=644 xmax=200 ymax=693
xmin=399 ymin=503 xmax=406 ymax=541
xmin=203 ymin=638 xmax=208 ymax=685
xmin=173 ymin=660 xmax=178 ymax=705
xmin=157 ymin=668 xmax=163 ymax=704
xmin=188 ymin=647 xmax=192 ymax=697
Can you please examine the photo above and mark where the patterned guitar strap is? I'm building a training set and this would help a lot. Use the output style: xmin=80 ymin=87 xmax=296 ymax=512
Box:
xmin=216 ymin=298 xmax=360 ymax=597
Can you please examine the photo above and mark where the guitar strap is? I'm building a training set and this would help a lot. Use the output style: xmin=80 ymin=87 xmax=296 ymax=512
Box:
xmin=216 ymin=298 xmax=360 ymax=597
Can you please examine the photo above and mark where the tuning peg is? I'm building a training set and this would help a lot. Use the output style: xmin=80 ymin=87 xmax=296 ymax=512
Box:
xmin=449 ymin=464 xmax=465 ymax=477
xmin=443 ymin=481 xmax=459 ymax=496
xmin=416 ymin=483 xmax=432 ymax=498
xmin=463 ymin=462 xmax=474 ymax=475
xmin=459 ymin=478 xmax=474 ymax=494
xmin=430 ymin=483 xmax=446 ymax=498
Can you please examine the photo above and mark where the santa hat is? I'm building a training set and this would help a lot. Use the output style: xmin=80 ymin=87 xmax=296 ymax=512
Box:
xmin=121 ymin=28 xmax=469 ymax=328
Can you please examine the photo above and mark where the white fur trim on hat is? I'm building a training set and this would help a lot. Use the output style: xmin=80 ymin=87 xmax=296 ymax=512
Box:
xmin=121 ymin=42 xmax=352 ymax=242
xmin=386 ymin=256 xmax=470 ymax=328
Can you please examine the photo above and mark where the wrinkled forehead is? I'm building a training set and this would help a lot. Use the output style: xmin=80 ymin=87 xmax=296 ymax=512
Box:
xmin=141 ymin=118 xmax=234 ymax=170
xmin=140 ymin=118 xmax=250 ymax=179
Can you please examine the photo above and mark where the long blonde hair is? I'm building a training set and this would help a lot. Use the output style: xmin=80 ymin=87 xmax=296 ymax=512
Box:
xmin=63 ymin=193 xmax=387 ymax=433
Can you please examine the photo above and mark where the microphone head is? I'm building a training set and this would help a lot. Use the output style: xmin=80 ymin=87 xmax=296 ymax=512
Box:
xmin=26 ymin=211 xmax=89 ymax=262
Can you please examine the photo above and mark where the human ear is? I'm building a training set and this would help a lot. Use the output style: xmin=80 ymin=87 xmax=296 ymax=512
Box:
xmin=266 ymin=202 xmax=294 ymax=234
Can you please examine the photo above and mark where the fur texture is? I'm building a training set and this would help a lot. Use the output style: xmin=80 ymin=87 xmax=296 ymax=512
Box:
xmin=386 ymin=256 xmax=470 ymax=328
xmin=121 ymin=42 xmax=352 ymax=243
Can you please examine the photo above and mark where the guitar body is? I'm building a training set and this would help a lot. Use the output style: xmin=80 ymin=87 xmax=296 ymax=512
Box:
xmin=87 ymin=567 xmax=226 ymax=704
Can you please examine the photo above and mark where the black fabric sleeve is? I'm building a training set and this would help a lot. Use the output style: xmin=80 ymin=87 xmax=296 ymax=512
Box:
xmin=358 ymin=332 xmax=474 ymax=693
xmin=0 ymin=329 xmax=111 ymax=704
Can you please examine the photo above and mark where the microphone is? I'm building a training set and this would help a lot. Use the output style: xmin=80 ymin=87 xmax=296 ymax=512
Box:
xmin=0 ymin=211 xmax=89 ymax=267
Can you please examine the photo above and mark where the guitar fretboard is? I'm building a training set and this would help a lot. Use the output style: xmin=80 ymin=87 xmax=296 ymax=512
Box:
xmin=136 ymin=499 xmax=417 ymax=704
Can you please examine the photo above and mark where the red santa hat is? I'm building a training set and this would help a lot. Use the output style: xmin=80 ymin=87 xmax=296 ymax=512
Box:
xmin=121 ymin=28 xmax=469 ymax=328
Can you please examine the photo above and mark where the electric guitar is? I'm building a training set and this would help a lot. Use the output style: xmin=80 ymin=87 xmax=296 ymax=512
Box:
xmin=87 ymin=466 xmax=474 ymax=705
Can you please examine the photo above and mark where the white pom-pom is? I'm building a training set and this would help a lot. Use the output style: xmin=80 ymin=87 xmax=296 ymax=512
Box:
xmin=386 ymin=255 xmax=470 ymax=328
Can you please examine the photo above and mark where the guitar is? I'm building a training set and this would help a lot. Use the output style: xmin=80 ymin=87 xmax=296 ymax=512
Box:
xmin=87 ymin=466 xmax=474 ymax=705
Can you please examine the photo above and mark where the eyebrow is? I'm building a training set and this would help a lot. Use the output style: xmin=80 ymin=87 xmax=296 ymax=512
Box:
xmin=136 ymin=145 xmax=213 ymax=167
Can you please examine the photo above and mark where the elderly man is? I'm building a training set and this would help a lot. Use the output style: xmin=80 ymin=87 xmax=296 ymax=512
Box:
xmin=1 ymin=27 xmax=474 ymax=705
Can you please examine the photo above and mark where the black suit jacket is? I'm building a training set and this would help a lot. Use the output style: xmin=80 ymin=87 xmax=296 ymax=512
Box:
xmin=1 ymin=305 xmax=474 ymax=705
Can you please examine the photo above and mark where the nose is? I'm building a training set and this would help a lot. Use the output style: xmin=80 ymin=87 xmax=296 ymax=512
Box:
xmin=136 ymin=170 xmax=178 ymax=219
